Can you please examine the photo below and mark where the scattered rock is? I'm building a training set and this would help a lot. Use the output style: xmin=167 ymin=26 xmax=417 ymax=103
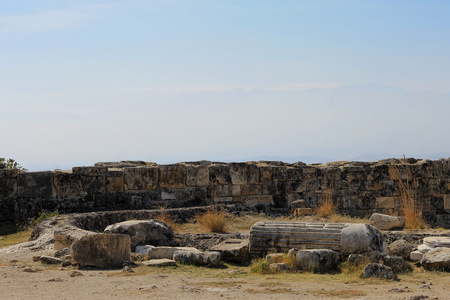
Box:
xmin=418 ymin=244 xmax=435 ymax=253
xmin=62 ymin=260 xmax=72 ymax=267
xmin=173 ymin=250 xmax=221 ymax=268
xmin=48 ymin=278 xmax=63 ymax=282
xmin=147 ymin=246 xmax=200 ymax=260
xmin=369 ymin=213 xmax=406 ymax=230
xmin=295 ymin=249 xmax=338 ymax=273
xmin=71 ymin=233 xmax=131 ymax=268
xmin=142 ymin=259 xmax=178 ymax=267
xmin=269 ymin=263 xmax=290 ymax=273
xmin=410 ymin=251 xmax=424 ymax=261
xmin=23 ymin=267 xmax=40 ymax=273
xmin=365 ymin=251 xmax=413 ymax=274
xmin=122 ymin=265 xmax=134 ymax=272
xmin=360 ymin=263 xmax=400 ymax=281
xmin=54 ymin=248 xmax=71 ymax=258
xmin=135 ymin=245 xmax=155 ymax=254
xmin=409 ymin=295 xmax=429 ymax=300
xmin=211 ymin=239 xmax=250 ymax=264
xmin=421 ymin=247 xmax=450 ymax=271
xmin=69 ymin=271 xmax=83 ymax=277
xmin=139 ymin=285 xmax=158 ymax=291
xmin=39 ymin=256 xmax=63 ymax=265
xmin=388 ymin=288 xmax=409 ymax=293
xmin=389 ymin=240 xmax=413 ymax=260
xmin=104 ymin=219 xmax=174 ymax=250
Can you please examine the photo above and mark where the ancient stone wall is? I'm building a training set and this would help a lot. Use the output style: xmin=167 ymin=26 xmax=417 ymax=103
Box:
xmin=1 ymin=158 xmax=450 ymax=227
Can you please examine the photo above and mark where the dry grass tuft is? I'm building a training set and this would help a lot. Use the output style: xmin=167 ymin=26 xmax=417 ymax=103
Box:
xmin=195 ymin=206 xmax=227 ymax=233
xmin=389 ymin=156 xmax=426 ymax=229
xmin=314 ymin=179 xmax=338 ymax=218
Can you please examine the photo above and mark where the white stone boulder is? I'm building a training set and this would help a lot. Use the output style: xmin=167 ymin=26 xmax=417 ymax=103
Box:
xmin=369 ymin=213 xmax=406 ymax=230
xmin=71 ymin=233 xmax=131 ymax=268
xmin=420 ymin=247 xmax=450 ymax=271
xmin=147 ymin=246 xmax=200 ymax=260
xmin=418 ymin=244 xmax=434 ymax=253
xmin=173 ymin=250 xmax=221 ymax=268
xmin=410 ymin=250 xmax=423 ymax=261
xmin=423 ymin=237 xmax=450 ymax=248
xmin=135 ymin=245 xmax=155 ymax=254
xmin=340 ymin=224 xmax=387 ymax=256
xmin=295 ymin=249 xmax=339 ymax=273
xmin=104 ymin=219 xmax=174 ymax=250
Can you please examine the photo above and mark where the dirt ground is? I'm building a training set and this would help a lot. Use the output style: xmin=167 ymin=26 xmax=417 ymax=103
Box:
xmin=1 ymin=250 xmax=448 ymax=300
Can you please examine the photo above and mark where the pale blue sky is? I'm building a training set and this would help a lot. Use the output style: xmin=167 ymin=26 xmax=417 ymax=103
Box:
xmin=1 ymin=1 xmax=450 ymax=170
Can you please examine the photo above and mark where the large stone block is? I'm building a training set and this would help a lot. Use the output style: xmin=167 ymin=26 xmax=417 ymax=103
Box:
xmin=296 ymin=249 xmax=339 ymax=273
xmin=186 ymin=165 xmax=210 ymax=186
xmin=53 ymin=173 xmax=83 ymax=196
xmin=104 ymin=219 xmax=174 ymax=250
xmin=147 ymin=246 xmax=200 ymax=259
xmin=105 ymin=170 xmax=124 ymax=193
xmin=81 ymin=176 xmax=105 ymax=194
xmin=173 ymin=250 xmax=221 ymax=267
xmin=72 ymin=166 xmax=108 ymax=176
xmin=229 ymin=163 xmax=248 ymax=185
xmin=211 ymin=239 xmax=250 ymax=264
xmin=209 ymin=165 xmax=232 ymax=185
xmin=420 ymin=247 xmax=450 ymax=271
xmin=340 ymin=224 xmax=386 ymax=256
xmin=71 ymin=233 xmax=131 ymax=268
xmin=17 ymin=172 xmax=54 ymax=198
xmin=369 ymin=213 xmax=405 ymax=230
xmin=123 ymin=167 xmax=158 ymax=191
xmin=159 ymin=164 xmax=186 ymax=188
xmin=244 ymin=195 xmax=273 ymax=206
xmin=259 ymin=166 xmax=274 ymax=182
xmin=240 ymin=184 xmax=260 ymax=196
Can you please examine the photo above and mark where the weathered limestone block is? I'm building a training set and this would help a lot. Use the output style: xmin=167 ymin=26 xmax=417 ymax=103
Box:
xmin=186 ymin=165 xmax=210 ymax=187
xmin=244 ymin=195 xmax=273 ymax=206
xmin=173 ymin=250 xmax=221 ymax=267
xmin=259 ymin=166 xmax=274 ymax=182
xmin=420 ymin=247 xmax=450 ymax=270
xmin=17 ymin=172 xmax=54 ymax=198
xmin=269 ymin=263 xmax=290 ymax=272
xmin=410 ymin=250 xmax=424 ymax=261
xmin=72 ymin=166 xmax=108 ymax=176
xmin=369 ymin=213 xmax=406 ymax=230
xmin=249 ymin=222 xmax=386 ymax=256
xmin=81 ymin=176 xmax=105 ymax=194
xmin=423 ymin=237 xmax=450 ymax=248
xmin=229 ymin=163 xmax=248 ymax=185
xmin=389 ymin=240 xmax=413 ymax=260
xmin=147 ymin=246 xmax=200 ymax=259
xmin=273 ymin=166 xmax=288 ymax=182
xmin=105 ymin=169 xmax=124 ymax=193
xmin=39 ymin=255 xmax=63 ymax=265
xmin=240 ymin=184 xmax=260 ymax=196
xmin=123 ymin=167 xmax=158 ymax=191
xmin=53 ymin=172 xmax=83 ymax=196
xmin=71 ymin=233 xmax=131 ymax=268
xmin=211 ymin=239 xmax=250 ymax=264
xmin=296 ymin=249 xmax=339 ymax=273
xmin=286 ymin=167 xmax=303 ymax=181
xmin=142 ymin=259 xmax=177 ymax=267
xmin=289 ymin=199 xmax=307 ymax=210
xmin=375 ymin=197 xmax=397 ymax=209
xmin=209 ymin=165 xmax=231 ymax=185
xmin=159 ymin=164 xmax=186 ymax=188
xmin=104 ymin=219 xmax=174 ymax=250
xmin=54 ymin=225 xmax=95 ymax=250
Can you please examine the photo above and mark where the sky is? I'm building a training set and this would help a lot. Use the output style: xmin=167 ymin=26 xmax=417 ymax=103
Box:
xmin=1 ymin=1 xmax=450 ymax=171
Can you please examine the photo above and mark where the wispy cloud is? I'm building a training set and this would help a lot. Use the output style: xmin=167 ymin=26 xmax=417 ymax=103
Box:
xmin=0 ymin=9 xmax=92 ymax=33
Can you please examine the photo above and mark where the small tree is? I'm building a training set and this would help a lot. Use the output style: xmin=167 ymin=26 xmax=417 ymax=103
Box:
xmin=0 ymin=158 xmax=27 ymax=172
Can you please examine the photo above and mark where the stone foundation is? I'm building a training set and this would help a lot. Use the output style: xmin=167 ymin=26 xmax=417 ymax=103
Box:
xmin=1 ymin=158 xmax=450 ymax=227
